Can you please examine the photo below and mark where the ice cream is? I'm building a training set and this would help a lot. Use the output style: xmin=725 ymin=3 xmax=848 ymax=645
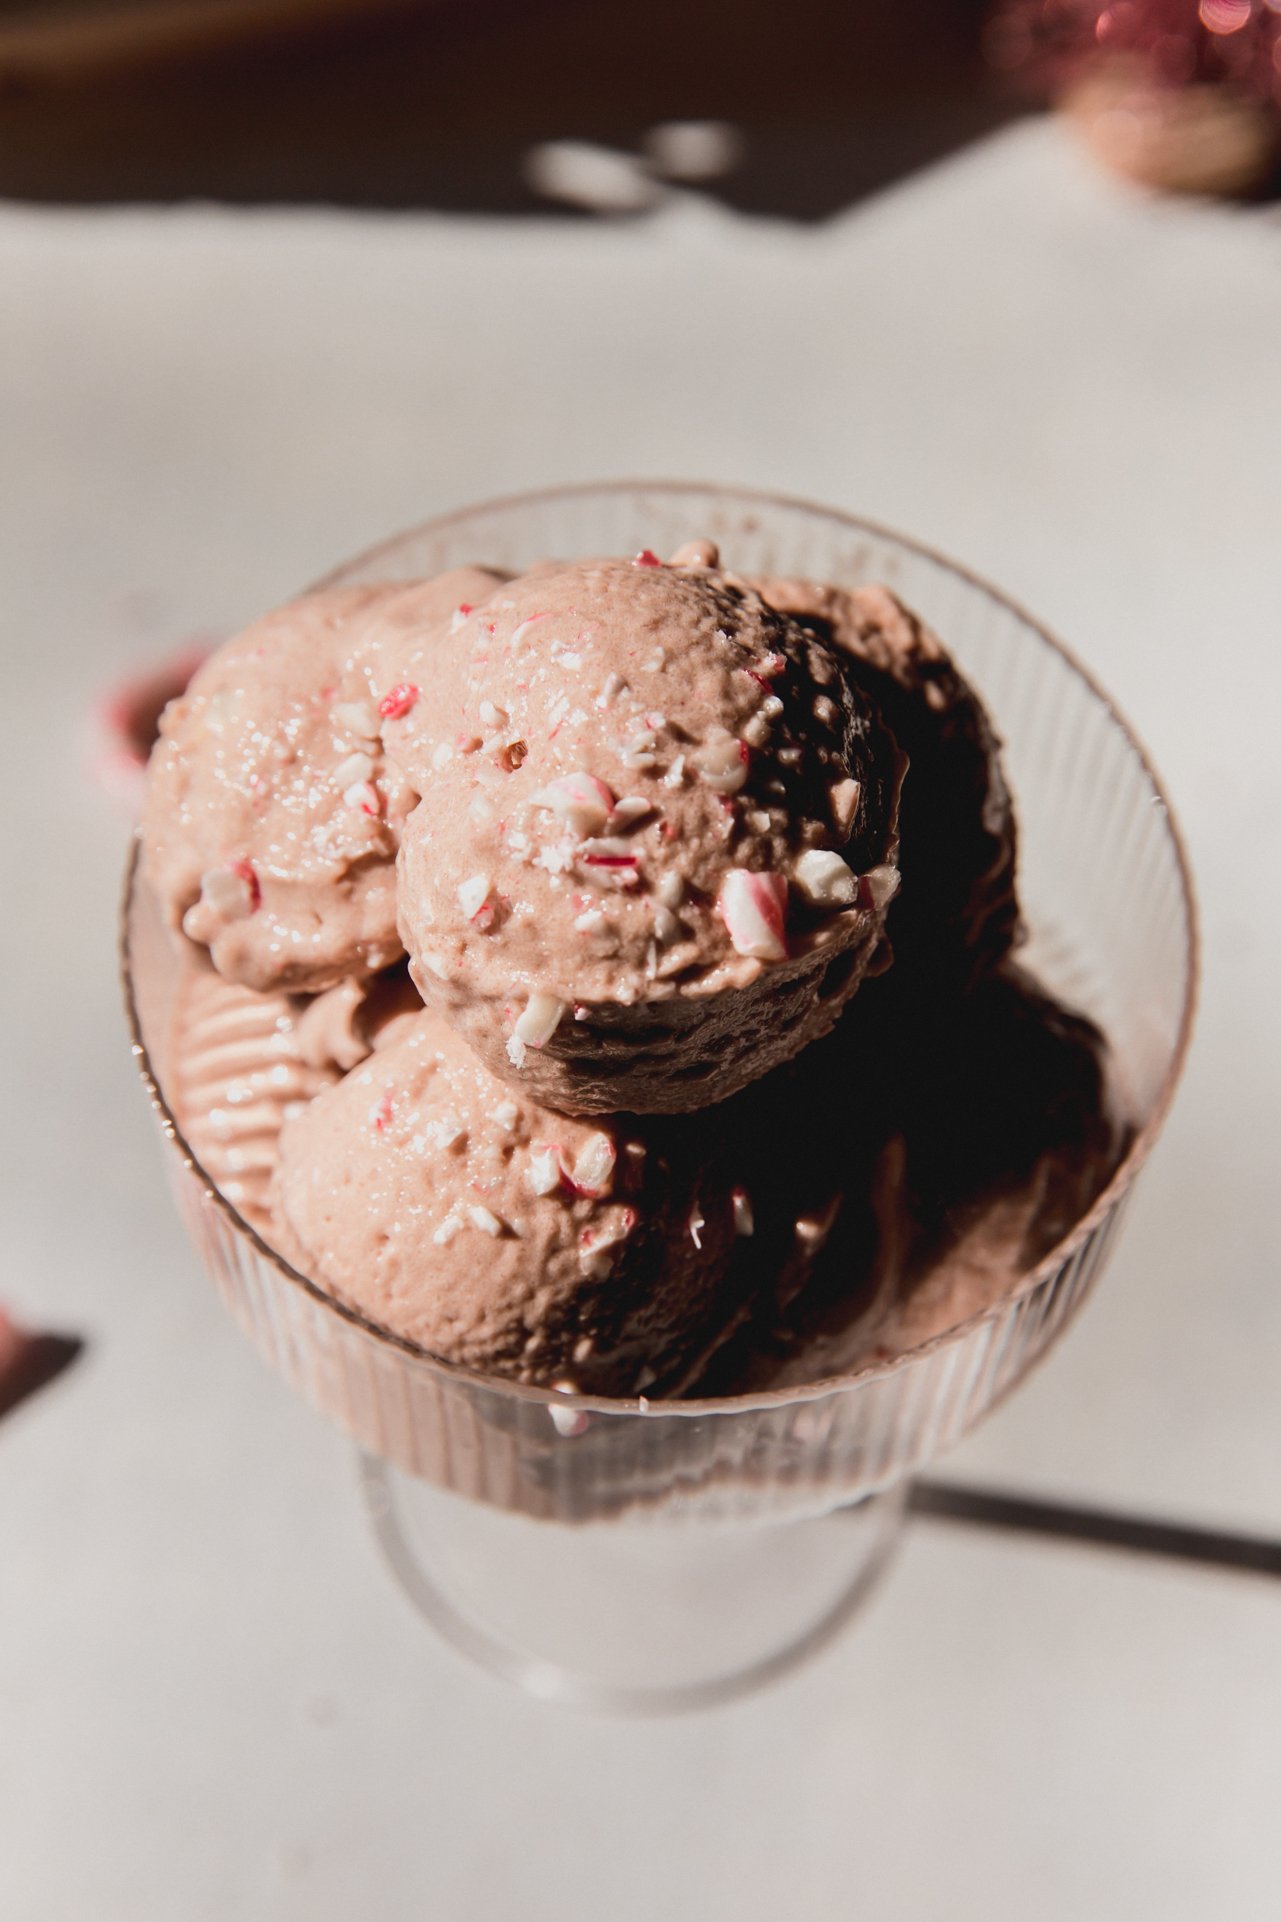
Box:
xmin=395 ymin=548 xmax=904 ymax=1113
xmin=272 ymin=1008 xmax=749 ymax=1395
xmin=140 ymin=537 xmax=1125 ymax=1402
xmin=141 ymin=569 xmax=504 ymax=992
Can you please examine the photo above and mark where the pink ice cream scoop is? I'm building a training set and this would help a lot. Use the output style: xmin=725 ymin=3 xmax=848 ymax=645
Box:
xmin=140 ymin=569 xmax=506 ymax=994
xmin=394 ymin=546 xmax=903 ymax=1114
xmin=271 ymin=1009 xmax=750 ymax=1395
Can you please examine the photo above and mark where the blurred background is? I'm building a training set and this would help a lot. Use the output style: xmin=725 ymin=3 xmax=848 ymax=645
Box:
xmin=3 ymin=3 xmax=1280 ymax=1919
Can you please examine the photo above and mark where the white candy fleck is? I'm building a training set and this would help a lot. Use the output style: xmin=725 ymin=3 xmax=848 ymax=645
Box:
xmin=343 ymin=779 xmax=381 ymax=815
xmin=333 ymin=750 xmax=375 ymax=790
xmin=663 ymin=754 xmax=686 ymax=789
xmin=656 ymin=871 xmax=684 ymax=909
xmin=732 ymin=1188 xmax=755 ymax=1237
xmin=571 ymin=1133 xmax=616 ymax=1197
xmin=694 ymin=736 xmax=748 ymax=792
xmin=619 ymin=731 xmax=659 ymax=769
xmin=794 ymin=848 xmax=858 ymax=908
xmin=813 ymin=694 xmax=838 ymax=727
xmin=526 ymin=1147 xmax=561 ymax=1196
xmin=595 ymin=673 xmax=625 ymax=710
xmin=468 ymin=1204 xmax=503 ymax=1237
xmin=507 ymin=992 xmax=567 ymax=1068
xmin=610 ymin=795 xmax=652 ymax=825
xmin=433 ymin=1214 xmax=463 ymax=1246
xmin=688 ymin=1205 xmax=706 ymax=1251
xmin=489 ymin=1100 xmax=519 ymax=1131
xmin=196 ymin=864 xmax=256 ymax=921
xmin=478 ymin=700 xmax=508 ymax=731
xmin=430 ymin=741 xmax=454 ymax=770
xmin=333 ymin=700 xmax=380 ymax=739
xmin=653 ymin=904 xmax=680 ymax=945
xmin=549 ymin=1398 xmax=589 ymax=1438
xmin=457 ymin=873 xmax=492 ymax=919
xmin=428 ymin=1112 xmax=466 ymax=1150
xmin=573 ymin=909 xmax=607 ymax=934
xmin=741 ymin=712 xmax=773 ymax=749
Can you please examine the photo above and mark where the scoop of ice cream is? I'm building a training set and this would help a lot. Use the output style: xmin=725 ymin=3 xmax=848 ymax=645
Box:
xmin=753 ymin=577 xmax=1020 ymax=986
xmin=694 ymin=961 xmax=1125 ymax=1393
xmin=272 ymin=1009 xmax=751 ymax=1394
xmin=396 ymin=549 xmax=903 ymax=1113
xmin=167 ymin=966 xmax=341 ymax=1235
xmin=141 ymin=570 xmax=504 ymax=994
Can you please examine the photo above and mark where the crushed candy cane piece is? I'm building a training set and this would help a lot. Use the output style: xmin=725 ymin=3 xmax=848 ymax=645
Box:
xmin=526 ymin=1146 xmax=562 ymax=1196
xmin=732 ymin=1187 xmax=755 ymax=1236
xmin=198 ymin=861 xmax=260 ymax=920
xmin=507 ymin=992 xmax=567 ymax=1068
xmin=479 ymin=700 xmax=509 ymax=732
xmin=549 ymin=1397 xmax=590 ymax=1438
xmin=571 ymin=1132 xmax=616 ymax=1198
xmin=433 ymin=1214 xmax=464 ymax=1246
xmin=632 ymin=549 xmax=662 ymax=568
xmin=333 ymin=750 xmax=375 ymax=790
xmin=656 ymin=870 xmax=684 ymax=909
xmin=610 ymin=795 xmax=652 ymax=826
xmin=531 ymin=771 xmax=615 ymax=838
xmin=377 ymin=682 xmax=420 ymax=721
xmin=344 ymin=780 xmax=382 ymax=817
xmin=794 ymin=848 xmax=858 ymax=907
xmin=457 ymin=873 xmax=492 ymax=919
xmin=489 ymin=1100 xmax=519 ymax=1132
xmin=468 ymin=1204 xmax=503 ymax=1237
xmin=334 ymin=699 xmax=380 ymax=738
xmin=859 ymin=864 xmax=901 ymax=911
xmin=688 ymin=1205 xmax=706 ymax=1251
xmin=694 ymin=736 xmax=749 ymax=793
xmin=718 ymin=868 xmax=788 ymax=961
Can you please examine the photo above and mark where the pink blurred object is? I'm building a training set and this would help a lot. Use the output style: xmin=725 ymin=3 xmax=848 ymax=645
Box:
xmin=985 ymin=0 xmax=1281 ymax=192
xmin=87 ymin=637 xmax=215 ymax=811
xmin=0 ymin=1305 xmax=83 ymax=1424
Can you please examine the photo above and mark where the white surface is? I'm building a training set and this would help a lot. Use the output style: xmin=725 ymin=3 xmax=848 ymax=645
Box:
xmin=3 ymin=120 xmax=1280 ymax=1918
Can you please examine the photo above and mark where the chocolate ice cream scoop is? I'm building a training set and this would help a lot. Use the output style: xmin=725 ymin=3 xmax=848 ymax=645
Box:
xmin=753 ymin=577 xmax=1020 ymax=985
xmin=272 ymin=1010 xmax=751 ymax=1396
xmin=140 ymin=569 xmax=504 ymax=994
xmin=396 ymin=548 xmax=903 ymax=1114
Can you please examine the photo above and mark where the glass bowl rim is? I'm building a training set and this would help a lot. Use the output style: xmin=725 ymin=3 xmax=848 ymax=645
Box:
xmin=121 ymin=478 xmax=1200 ymax=1421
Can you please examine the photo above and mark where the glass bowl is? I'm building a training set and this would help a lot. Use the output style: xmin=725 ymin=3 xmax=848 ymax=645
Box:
xmin=122 ymin=483 xmax=1196 ymax=1711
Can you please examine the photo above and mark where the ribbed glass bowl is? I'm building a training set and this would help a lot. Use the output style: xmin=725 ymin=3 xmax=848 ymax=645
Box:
xmin=123 ymin=484 xmax=1196 ymax=1534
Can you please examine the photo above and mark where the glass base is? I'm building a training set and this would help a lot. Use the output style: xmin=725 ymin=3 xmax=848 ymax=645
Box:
xmin=359 ymin=1454 xmax=907 ymax=1714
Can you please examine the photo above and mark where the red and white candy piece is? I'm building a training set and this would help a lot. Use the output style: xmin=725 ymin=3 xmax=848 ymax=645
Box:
xmin=531 ymin=771 xmax=615 ymax=839
xmin=377 ymin=683 xmax=420 ymax=721
xmin=507 ymin=992 xmax=567 ymax=1069
xmin=694 ymin=735 xmax=749 ymax=794
xmin=457 ymin=873 xmax=493 ymax=921
xmin=859 ymin=864 xmax=901 ymax=911
xmin=718 ymin=869 xmax=788 ymax=961
xmin=194 ymin=859 xmax=260 ymax=922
